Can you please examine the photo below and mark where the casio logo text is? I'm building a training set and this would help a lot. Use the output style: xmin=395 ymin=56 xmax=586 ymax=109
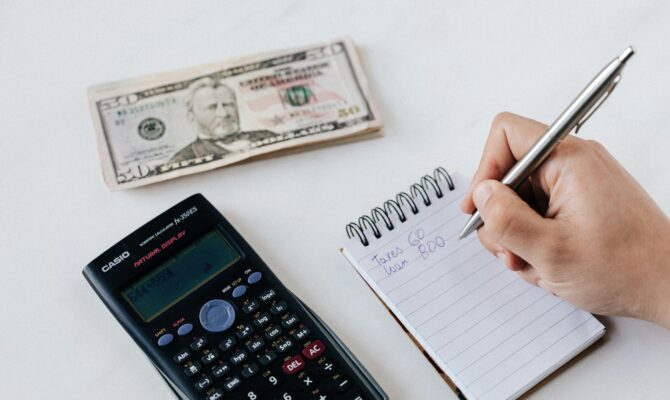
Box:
xmin=101 ymin=251 xmax=130 ymax=273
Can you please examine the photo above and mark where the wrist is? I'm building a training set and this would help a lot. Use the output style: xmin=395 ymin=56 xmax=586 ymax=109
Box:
xmin=646 ymin=228 xmax=670 ymax=329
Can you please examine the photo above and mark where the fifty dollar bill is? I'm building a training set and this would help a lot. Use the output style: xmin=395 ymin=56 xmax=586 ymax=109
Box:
xmin=88 ymin=38 xmax=381 ymax=190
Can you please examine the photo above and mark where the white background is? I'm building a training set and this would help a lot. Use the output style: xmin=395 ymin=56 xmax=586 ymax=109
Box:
xmin=2 ymin=1 xmax=670 ymax=399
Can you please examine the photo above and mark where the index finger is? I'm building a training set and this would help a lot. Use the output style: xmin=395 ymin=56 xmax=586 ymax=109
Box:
xmin=460 ymin=112 xmax=548 ymax=213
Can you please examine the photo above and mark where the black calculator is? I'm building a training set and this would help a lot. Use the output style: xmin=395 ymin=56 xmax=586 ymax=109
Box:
xmin=83 ymin=194 xmax=387 ymax=400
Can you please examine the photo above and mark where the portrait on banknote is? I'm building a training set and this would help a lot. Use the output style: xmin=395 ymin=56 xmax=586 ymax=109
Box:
xmin=169 ymin=78 xmax=278 ymax=163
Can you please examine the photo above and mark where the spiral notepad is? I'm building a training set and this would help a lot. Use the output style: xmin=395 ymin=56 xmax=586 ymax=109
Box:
xmin=341 ymin=168 xmax=604 ymax=400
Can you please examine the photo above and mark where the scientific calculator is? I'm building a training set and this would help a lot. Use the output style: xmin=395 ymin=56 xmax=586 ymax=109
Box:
xmin=83 ymin=194 xmax=387 ymax=400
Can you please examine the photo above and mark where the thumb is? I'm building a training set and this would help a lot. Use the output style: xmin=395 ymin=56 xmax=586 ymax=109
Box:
xmin=472 ymin=179 xmax=550 ymax=262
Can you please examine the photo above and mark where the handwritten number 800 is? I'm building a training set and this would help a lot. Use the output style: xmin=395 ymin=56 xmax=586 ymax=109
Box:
xmin=408 ymin=229 xmax=446 ymax=259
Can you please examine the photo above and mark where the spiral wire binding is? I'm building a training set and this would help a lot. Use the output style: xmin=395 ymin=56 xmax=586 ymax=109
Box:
xmin=346 ymin=167 xmax=455 ymax=246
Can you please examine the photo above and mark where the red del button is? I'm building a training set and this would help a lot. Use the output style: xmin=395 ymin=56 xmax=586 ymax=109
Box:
xmin=302 ymin=339 xmax=325 ymax=360
xmin=281 ymin=354 xmax=305 ymax=374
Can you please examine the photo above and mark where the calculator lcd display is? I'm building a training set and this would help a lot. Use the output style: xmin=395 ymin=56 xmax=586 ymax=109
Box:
xmin=121 ymin=230 xmax=240 ymax=322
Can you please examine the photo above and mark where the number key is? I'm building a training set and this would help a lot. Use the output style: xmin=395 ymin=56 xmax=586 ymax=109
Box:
xmin=279 ymin=391 xmax=295 ymax=400
xmin=245 ymin=389 xmax=261 ymax=400
xmin=263 ymin=372 xmax=282 ymax=389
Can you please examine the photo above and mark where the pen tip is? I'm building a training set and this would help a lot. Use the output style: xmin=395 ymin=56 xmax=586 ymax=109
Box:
xmin=457 ymin=226 xmax=469 ymax=240
xmin=620 ymin=46 xmax=635 ymax=62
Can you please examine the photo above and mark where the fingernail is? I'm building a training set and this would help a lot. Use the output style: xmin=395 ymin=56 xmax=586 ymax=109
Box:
xmin=495 ymin=251 xmax=506 ymax=261
xmin=473 ymin=182 xmax=493 ymax=209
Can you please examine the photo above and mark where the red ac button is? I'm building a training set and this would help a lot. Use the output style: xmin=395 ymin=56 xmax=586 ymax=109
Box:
xmin=302 ymin=339 xmax=325 ymax=360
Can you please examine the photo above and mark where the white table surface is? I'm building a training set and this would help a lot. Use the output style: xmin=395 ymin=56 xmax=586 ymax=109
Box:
xmin=2 ymin=1 xmax=670 ymax=398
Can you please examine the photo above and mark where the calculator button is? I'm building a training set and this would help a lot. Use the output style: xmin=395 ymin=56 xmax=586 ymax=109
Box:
xmin=190 ymin=337 xmax=208 ymax=351
xmin=236 ymin=324 xmax=254 ymax=339
xmin=275 ymin=337 xmax=294 ymax=353
xmin=291 ymin=326 xmax=310 ymax=341
xmin=265 ymin=325 xmax=282 ymax=340
xmin=211 ymin=363 xmax=231 ymax=378
xmin=297 ymin=373 xmax=318 ymax=391
xmin=245 ymin=390 xmax=262 ymax=400
xmin=195 ymin=375 xmax=213 ymax=391
xmin=201 ymin=350 xmax=219 ymax=365
xmin=223 ymin=375 xmax=242 ymax=391
xmin=281 ymin=354 xmax=304 ymax=374
xmin=318 ymin=361 xmax=335 ymax=376
xmin=263 ymin=371 xmax=282 ymax=389
xmin=205 ymin=388 xmax=224 ymax=400
xmin=259 ymin=350 xmax=277 ymax=366
xmin=184 ymin=361 xmax=202 ymax=377
xmin=177 ymin=323 xmax=193 ymax=336
xmin=242 ymin=300 xmax=260 ymax=314
xmin=278 ymin=391 xmax=296 ymax=400
xmin=232 ymin=285 xmax=247 ymax=298
xmin=173 ymin=349 xmax=190 ymax=364
xmin=302 ymin=340 xmax=325 ymax=360
xmin=218 ymin=336 xmax=236 ymax=351
xmin=269 ymin=301 xmax=288 ymax=315
xmin=241 ymin=362 xmax=259 ymax=378
xmin=157 ymin=333 xmax=173 ymax=347
xmin=351 ymin=393 xmax=365 ymax=400
xmin=253 ymin=312 xmax=271 ymax=327
xmin=199 ymin=299 xmax=236 ymax=333
xmin=246 ymin=337 xmax=265 ymax=352
xmin=259 ymin=288 xmax=276 ymax=302
xmin=230 ymin=350 xmax=248 ymax=365
xmin=333 ymin=375 xmax=352 ymax=393
xmin=281 ymin=314 xmax=299 ymax=329
xmin=247 ymin=271 xmax=262 ymax=284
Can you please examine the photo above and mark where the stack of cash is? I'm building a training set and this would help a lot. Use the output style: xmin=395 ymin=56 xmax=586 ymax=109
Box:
xmin=88 ymin=38 xmax=382 ymax=190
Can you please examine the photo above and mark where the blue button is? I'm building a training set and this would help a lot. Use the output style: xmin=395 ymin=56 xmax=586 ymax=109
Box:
xmin=157 ymin=333 xmax=173 ymax=347
xmin=247 ymin=272 xmax=262 ymax=285
xmin=177 ymin=323 xmax=193 ymax=336
xmin=232 ymin=285 xmax=247 ymax=298
xmin=199 ymin=299 xmax=236 ymax=333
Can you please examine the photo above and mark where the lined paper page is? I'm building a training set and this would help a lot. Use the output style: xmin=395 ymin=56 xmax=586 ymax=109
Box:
xmin=342 ymin=175 xmax=604 ymax=400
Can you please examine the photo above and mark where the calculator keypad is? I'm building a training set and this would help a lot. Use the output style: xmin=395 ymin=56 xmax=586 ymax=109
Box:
xmin=161 ymin=272 xmax=372 ymax=399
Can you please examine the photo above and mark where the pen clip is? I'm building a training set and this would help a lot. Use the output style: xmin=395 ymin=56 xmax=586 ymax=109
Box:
xmin=575 ymin=74 xmax=621 ymax=134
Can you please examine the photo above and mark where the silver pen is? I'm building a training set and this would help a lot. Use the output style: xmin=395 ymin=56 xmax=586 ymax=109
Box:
xmin=458 ymin=46 xmax=635 ymax=240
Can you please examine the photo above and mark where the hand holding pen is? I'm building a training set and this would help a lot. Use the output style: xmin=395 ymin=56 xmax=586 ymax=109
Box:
xmin=457 ymin=50 xmax=670 ymax=330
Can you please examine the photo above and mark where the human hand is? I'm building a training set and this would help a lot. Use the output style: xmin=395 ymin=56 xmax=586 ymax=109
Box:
xmin=461 ymin=112 xmax=670 ymax=329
